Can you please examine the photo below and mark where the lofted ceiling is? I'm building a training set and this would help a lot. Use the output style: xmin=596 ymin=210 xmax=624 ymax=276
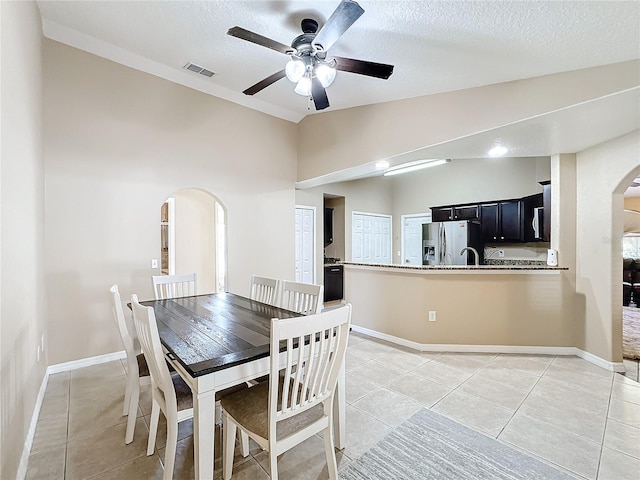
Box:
xmin=36 ymin=1 xmax=640 ymax=185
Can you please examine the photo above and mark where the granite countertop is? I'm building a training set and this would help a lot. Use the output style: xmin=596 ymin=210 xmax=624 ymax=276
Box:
xmin=341 ymin=261 xmax=567 ymax=272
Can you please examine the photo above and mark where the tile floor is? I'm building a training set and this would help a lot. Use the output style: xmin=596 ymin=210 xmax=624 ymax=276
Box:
xmin=27 ymin=333 xmax=640 ymax=479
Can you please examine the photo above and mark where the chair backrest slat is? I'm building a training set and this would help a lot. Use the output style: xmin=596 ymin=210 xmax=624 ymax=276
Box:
xmin=250 ymin=275 xmax=280 ymax=306
xmin=152 ymin=273 xmax=197 ymax=300
xmin=280 ymin=281 xmax=323 ymax=315
xmin=268 ymin=304 xmax=351 ymax=427
xmin=110 ymin=284 xmax=136 ymax=357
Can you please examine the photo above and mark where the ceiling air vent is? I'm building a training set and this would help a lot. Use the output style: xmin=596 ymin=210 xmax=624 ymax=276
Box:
xmin=183 ymin=62 xmax=215 ymax=78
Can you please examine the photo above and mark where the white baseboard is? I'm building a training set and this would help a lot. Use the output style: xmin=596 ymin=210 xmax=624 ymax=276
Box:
xmin=16 ymin=371 xmax=49 ymax=480
xmin=351 ymin=325 xmax=626 ymax=373
xmin=17 ymin=350 xmax=127 ymax=480
xmin=47 ymin=350 xmax=125 ymax=375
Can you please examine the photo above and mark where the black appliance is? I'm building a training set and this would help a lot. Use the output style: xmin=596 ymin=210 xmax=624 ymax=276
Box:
xmin=324 ymin=207 xmax=334 ymax=246
xmin=324 ymin=265 xmax=343 ymax=302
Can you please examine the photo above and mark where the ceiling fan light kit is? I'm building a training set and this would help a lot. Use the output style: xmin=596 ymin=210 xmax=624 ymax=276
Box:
xmin=227 ymin=0 xmax=394 ymax=111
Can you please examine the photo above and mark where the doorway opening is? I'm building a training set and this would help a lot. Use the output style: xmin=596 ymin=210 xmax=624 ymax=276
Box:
xmin=160 ymin=189 xmax=227 ymax=294
xmin=401 ymin=213 xmax=431 ymax=266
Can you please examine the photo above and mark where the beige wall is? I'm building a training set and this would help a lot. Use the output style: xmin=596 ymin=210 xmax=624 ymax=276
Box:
xmin=345 ymin=268 xmax=575 ymax=347
xmin=0 ymin=2 xmax=46 ymax=478
xmin=43 ymin=40 xmax=298 ymax=365
xmin=576 ymin=131 xmax=640 ymax=361
xmin=297 ymin=61 xmax=639 ymax=182
xmin=172 ymin=189 xmax=218 ymax=295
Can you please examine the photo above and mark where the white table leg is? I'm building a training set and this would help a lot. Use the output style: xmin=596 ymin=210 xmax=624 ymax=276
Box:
xmin=333 ymin=362 xmax=346 ymax=449
xmin=193 ymin=389 xmax=216 ymax=480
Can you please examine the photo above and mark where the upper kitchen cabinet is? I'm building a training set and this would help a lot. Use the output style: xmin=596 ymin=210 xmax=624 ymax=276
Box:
xmin=480 ymin=200 xmax=521 ymax=243
xmin=431 ymin=204 xmax=479 ymax=222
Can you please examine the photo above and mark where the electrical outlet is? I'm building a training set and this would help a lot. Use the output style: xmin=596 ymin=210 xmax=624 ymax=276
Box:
xmin=428 ymin=311 xmax=437 ymax=322
xmin=151 ymin=259 xmax=159 ymax=269
xmin=41 ymin=334 xmax=45 ymax=352
xmin=498 ymin=250 xmax=505 ymax=258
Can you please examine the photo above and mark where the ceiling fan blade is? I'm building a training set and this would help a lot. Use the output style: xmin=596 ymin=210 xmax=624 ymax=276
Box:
xmin=631 ymin=182 xmax=640 ymax=187
xmin=333 ymin=56 xmax=394 ymax=79
xmin=312 ymin=0 xmax=365 ymax=52
xmin=311 ymin=76 xmax=330 ymax=110
xmin=227 ymin=26 xmax=293 ymax=55
xmin=243 ymin=70 xmax=286 ymax=96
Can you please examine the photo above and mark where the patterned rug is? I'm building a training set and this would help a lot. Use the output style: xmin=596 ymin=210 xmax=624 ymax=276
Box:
xmin=623 ymin=306 xmax=640 ymax=360
xmin=339 ymin=409 xmax=573 ymax=480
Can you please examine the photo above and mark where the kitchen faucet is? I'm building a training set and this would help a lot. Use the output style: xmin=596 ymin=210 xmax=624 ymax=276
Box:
xmin=460 ymin=247 xmax=480 ymax=266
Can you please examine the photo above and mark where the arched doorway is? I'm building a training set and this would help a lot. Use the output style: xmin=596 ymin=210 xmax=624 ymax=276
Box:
xmin=160 ymin=188 xmax=227 ymax=294
xmin=616 ymin=168 xmax=640 ymax=380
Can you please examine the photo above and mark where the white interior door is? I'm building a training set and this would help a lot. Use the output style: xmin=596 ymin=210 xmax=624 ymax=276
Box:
xmin=352 ymin=212 xmax=392 ymax=264
xmin=402 ymin=214 xmax=431 ymax=265
xmin=295 ymin=206 xmax=315 ymax=283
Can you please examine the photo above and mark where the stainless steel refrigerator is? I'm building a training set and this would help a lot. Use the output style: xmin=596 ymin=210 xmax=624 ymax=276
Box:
xmin=422 ymin=221 xmax=484 ymax=265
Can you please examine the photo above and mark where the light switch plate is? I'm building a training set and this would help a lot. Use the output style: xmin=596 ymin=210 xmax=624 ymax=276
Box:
xmin=151 ymin=259 xmax=159 ymax=269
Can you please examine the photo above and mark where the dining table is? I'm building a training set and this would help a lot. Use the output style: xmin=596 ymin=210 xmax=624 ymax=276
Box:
xmin=141 ymin=292 xmax=347 ymax=480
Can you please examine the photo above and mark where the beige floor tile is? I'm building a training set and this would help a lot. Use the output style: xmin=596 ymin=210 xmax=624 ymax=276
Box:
xmin=351 ymin=388 xmax=423 ymax=427
xmin=345 ymin=350 xmax=371 ymax=372
xmin=608 ymin=397 xmax=640 ymax=428
xmin=26 ymin=444 xmax=66 ymax=480
xmin=531 ymin=376 xmax=611 ymax=417
xmin=487 ymin=353 xmax=554 ymax=376
xmin=598 ymin=446 xmax=640 ymax=480
xmin=65 ymin=417 xmax=149 ymax=480
xmin=144 ymin=414 xmax=194 ymax=451
xmin=70 ymin=360 xmax=126 ymax=381
xmin=340 ymin=405 xmax=392 ymax=461
xmin=551 ymin=356 xmax=614 ymax=379
xmin=347 ymin=360 xmax=405 ymax=386
xmin=517 ymin=392 xmax=606 ymax=443
xmin=499 ymin=412 xmax=601 ymax=479
xmin=457 ymin=375 xmax=533 ymax=410
xmin=347 ymin=332 xmax=368 ymax=346
xmin=253 ymin=434 xmax=347 ymax=480
xmin=412 ymin=360 xmax=474 ymax=388
xmin=68 ymin=393 xmax=137 ymax=440
xmin=373 ymin=349 xmax=427 ymax=371
xmin=30 ymin=411 xmax=68 ymax=455
xmin=474 ymin=364 xmax=541 ymax=391
xmin=432 ymin=352 xmax=496 ymax=371
xmin=432 ymin=390 xmax=514 ymax=438
xmin=611 ymin=379 xmax=640 ymax=407
xmin=603 ymin=418 xmax=640 ymax=459
xmin=387 ymin=372 xmax=452 ymax=407
xmin=69 ymin=373 xmax=128 ymax=405
xmin=345 ymin=372 xmax=381 ymax=404
xmin=89 ymin=453 xmax=164 ymax=480
xmin=346 ymin=339 xmax=395 ymax=359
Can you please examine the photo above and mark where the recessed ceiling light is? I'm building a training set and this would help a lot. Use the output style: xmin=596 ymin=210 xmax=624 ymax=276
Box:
xmin=383 ymin=159 xmax=450 ymax=177
xmin=375 ymin=160 xmax=390 ymax=171
xmin=488 ymin=145 xmax=508 ymax=157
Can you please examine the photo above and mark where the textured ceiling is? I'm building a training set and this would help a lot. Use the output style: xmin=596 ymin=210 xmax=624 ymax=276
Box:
xmin=37 ymin=0 xmax=640 ymax=123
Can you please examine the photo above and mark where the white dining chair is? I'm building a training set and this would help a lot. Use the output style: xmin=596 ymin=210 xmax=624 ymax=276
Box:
xmin=152 ymin=273 xmax=197 ymax=300
xmin=131 ymin=294 xmax=194 ymax=480
xmin=280 ymin=280 xmax=323 ymax=315
xmin=250 ymin=275 xmax=280 ymax=306
xmin=221 ymin=304 xmax=352 ymax=480
xmin=110 ymin=284 xmax=151 ymax=444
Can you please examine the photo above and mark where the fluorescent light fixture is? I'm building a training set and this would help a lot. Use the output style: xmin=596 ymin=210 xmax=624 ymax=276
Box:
xmin=375 ymin=160 xmax=390 ymax=171
xmin=488 ymin=144 xmax=508 ymax=157
xmin=383 ymin=159 xmax=450 ymax=176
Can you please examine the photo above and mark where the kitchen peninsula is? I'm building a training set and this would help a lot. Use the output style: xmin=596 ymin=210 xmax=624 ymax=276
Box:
xmin=342 ymin=261 xmax=576 ymax=355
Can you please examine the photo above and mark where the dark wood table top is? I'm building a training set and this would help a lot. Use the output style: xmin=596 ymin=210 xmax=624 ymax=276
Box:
xmin=141 ymin=292 xmax=301 ymax=378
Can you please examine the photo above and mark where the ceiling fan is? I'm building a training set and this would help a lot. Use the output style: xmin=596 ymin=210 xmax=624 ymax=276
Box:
xmin=227 ymin=0 xmax=394 ymax=111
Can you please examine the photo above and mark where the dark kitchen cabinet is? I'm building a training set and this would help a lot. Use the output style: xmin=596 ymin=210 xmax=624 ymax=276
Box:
xmin=481 ymin=200 xmax=521 ymax=242
xmin=431 ymin=206 xmax=453 ymax=222
xmin=324 ymin=207 xmax=334 ymax=247
xmin=431 ymin=204 xmax=479 ymax=222
xmin=324 ymin=265 xmax=344 ymax=302
xmin=540 ymin=180 xmax=551 ymax=242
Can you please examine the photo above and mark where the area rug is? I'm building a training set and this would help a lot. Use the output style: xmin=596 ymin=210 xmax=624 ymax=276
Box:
xmin=339 ymin=409 xmax=574 ymax=480
xmin=623 ymin=306 xmax=640 ymax=360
